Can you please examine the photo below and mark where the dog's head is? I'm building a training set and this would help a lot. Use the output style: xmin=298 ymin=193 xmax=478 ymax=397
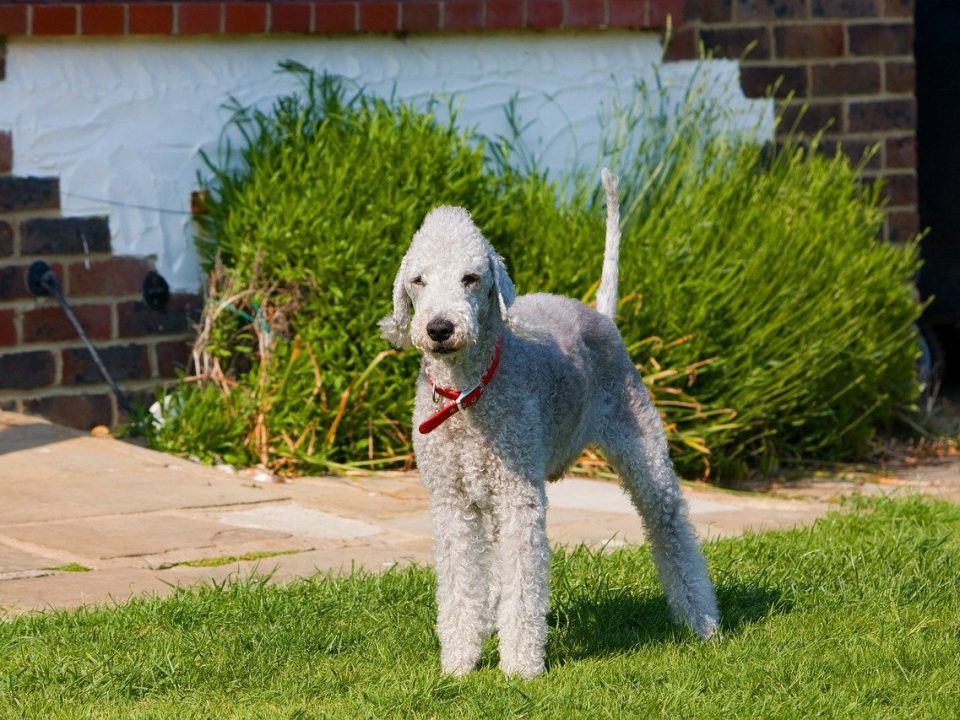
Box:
xmin=379 ymin=206 xmax=515 ymax=356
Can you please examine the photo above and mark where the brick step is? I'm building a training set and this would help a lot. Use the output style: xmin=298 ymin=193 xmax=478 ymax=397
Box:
xmin=0 ymin=177 xmax=59 ymax=214
xmin=0 ymin=338 xmax=193 ymax=392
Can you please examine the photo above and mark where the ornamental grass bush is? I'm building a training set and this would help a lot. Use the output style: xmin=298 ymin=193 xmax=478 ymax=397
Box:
xmin=147 ymin=62 xmax=922 ymax=481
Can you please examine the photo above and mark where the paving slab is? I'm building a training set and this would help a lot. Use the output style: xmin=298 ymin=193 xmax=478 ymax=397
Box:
xmin=0 ymin=541 xmax=58 ymax=578
xmin=1 ymin=514 xmax=291 ymax=562
xmin=217 ymin=504 xmax=384 ymax=540
xmin=0 ymin=413 xmax=286 ymax=524
xmin=0 ymin=410 xmax=957 ymax=616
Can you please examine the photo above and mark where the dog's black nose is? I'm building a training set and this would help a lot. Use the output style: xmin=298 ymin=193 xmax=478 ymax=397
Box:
xmin=427 ymin=318 xmax=455 ymax=342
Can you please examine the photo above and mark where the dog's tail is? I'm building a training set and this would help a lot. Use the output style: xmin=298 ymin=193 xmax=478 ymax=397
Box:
xmin=596 ymin=167 xmax=621 ymax=322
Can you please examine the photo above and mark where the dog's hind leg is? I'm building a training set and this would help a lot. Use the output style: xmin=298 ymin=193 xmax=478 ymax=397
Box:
xmin=597 ymin=377 xmax=719 ymax=640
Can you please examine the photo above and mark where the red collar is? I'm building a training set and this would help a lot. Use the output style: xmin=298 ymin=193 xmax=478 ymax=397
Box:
xmin=419 ymin=336 xmax=503 ymax=434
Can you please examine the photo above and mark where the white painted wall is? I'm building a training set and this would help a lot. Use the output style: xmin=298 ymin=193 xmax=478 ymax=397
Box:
xmin=0 ymin=34 xmax=771 ymax=291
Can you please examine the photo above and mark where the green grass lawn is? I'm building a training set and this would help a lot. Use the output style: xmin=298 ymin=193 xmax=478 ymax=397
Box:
xmin=2 ymin=497 xmax=958 ymax=719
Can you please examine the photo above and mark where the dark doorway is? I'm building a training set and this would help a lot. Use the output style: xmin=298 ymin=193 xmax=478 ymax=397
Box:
xmin=916 ymin=1 xmax=960 ymax=383
xmin=916 ymin=2 xmax=960 ymax=322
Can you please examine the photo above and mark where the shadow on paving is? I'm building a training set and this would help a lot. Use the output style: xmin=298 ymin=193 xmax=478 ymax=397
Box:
xmin=0 ymin=419 xmax=82 ymax=456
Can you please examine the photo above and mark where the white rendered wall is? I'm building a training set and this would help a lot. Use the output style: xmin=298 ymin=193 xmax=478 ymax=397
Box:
xmin=0 ymin=34 xmax=772 ymax=291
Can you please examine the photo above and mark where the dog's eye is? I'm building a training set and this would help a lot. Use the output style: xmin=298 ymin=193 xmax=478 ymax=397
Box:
xmin=411 ymin=275 xmax=425 ymax=287
xmin=462 ymin=273 xmax=481 ymax=287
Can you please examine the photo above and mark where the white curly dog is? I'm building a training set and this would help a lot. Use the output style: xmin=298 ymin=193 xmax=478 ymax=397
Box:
xmin=380 ymin=170 xmax=718 ymax=678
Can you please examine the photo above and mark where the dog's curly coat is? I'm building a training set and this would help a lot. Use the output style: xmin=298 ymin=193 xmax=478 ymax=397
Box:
xmin=381 ymin=170 xmax=718 ymax=678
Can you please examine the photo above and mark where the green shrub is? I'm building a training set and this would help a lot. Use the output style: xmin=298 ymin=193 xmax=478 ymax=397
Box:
xmin=148 ymin=63 xmax=922 ymax=480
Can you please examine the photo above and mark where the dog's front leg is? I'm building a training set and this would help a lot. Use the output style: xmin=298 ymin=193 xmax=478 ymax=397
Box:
xmin=429 ymin=490 xmax=491 ymax=676
xmin=493 ymin=479 xmax=550 ymax=679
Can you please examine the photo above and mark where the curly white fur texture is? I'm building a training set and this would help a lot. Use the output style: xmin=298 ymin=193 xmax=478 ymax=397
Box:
xmin=380 ymin=173 xmax=719 ymax=678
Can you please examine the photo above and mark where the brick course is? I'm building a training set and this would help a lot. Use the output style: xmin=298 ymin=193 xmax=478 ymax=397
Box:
xmin=0 ymin=1 xmax=683 ymax=36
xmin=0 ymin=177 xmax=59 ymax=213
xmin=0 ymin=350 xmax=55 ymax=390
xmin=21 ymin=303 xmax=112 ymax=344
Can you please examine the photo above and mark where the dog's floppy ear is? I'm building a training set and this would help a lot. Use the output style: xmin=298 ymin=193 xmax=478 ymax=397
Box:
xmin=379 ymin=254 xmax=412 ymax=348
xmin=488 ymin=251 xmax=515 ymax=322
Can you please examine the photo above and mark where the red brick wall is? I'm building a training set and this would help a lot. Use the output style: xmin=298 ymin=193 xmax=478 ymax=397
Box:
xmin=0 ymin=133 xmax=200 ymax=429
xmin=667 ymin=0 xmax=916 ymax=242
xmin=0 ymin=1 xmax=681 ymax=35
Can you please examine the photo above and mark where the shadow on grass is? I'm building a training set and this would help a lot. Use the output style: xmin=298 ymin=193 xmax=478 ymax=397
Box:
xmin=545 ymin=580 xmax=791 ymax=664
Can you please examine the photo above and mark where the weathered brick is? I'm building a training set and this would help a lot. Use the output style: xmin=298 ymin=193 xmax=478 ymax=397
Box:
xmin=129 ymin=3 xmax=173 ymax=34
xmin=779 ymin=101 xmax=843 ymax=134
xmin=32 ymin=5 xmax=78 ymax=35
xmin=224 ymin=3 xmax=267 ymax=33
xmin=0 ymin=265 xmax=23 ymax=300
xmin=649 ymin=0 xmax=686 ymax=27
xmin=0 ymin=308 xmax=16 ymax=346
xmin=0 ymin=177 xmax=59 ymax=213
xmin=885 ymin=135 xmax=915 ymax=169
xmin=735 ymin=0 xmax=806 ymax=20
xmin=400 ymin=1 xmax=440 ymax=31
xmin=358 ymin=2 xmax=398 ymax=32
xmin=0 ymin=5 xmax=28 ymax=35
xmin=80 ymin=4 xmax=126 ymax=35
xmin=870 ymin=171 xmax=917 ymax=206
xmin=178 ymin=2 xmax=223 ymax=34
xmin=691 ymin=0 xmax=733 ymax=22
xmin=811 ymin=62 xmax=881 ymax=96
xmin=316 ymin=3 xmax=356 ymax=32
xmin=701 ymin=26 xmax=771 ymax=60
xmin=663 ymin=26 xmax=697 ymax=61
xmin=486 ymin=1 xmax=524 ymax=28
xmin=443 ymin=1 xmax=484 ymax=30
xmin=22 ymin=304 xmax=112 ymax=343
xmin=775 ymin=24 xmax=844 ymax=58
xmin=0 ymin=350 xmax=55 ymax=390
xmin=24 ymin=393 xmax=113 ymax=430
xmin=826 ymin=138 xmax=882 ymax=170
xmin=885 ymin=173 xmax=917 ymax=206
xmin=68 ymin=256 xmax=154 ymax=297
xmin=155 ymin=338 xmax=193 ymax=378
xmin=883 ymin=0 xmax=911 ymax=18
xmin=62 ymin=344 xmax=149 ymax=386
xmin=887 ymin=209 xmax=918 ymax=243
xmin=885 ymin=60 xmax=914 ymax=93
xmin=20 ymin=217 xmax=111 ymax=255
xmin=740 ymin=64 xmax=807 ymax=98
xmin=608 ymin=0 xmax=646 ymax=27
xmin=0 ymin=220 xmax=12 ymax=256
xmin=118 ymin=293 xmax=201 ymax=338
xmin=0 ymin=131 xmax=11 ymax=173
xmin=811 ymin=0 xmax=879 ymax=17
xmin=527 ymin=1 xmax=564 ymax=29
xmin=565 ymin=0 xmax=606 ymax=28
xmin=848 ymin=98 xmax=915 ymax=132
xmin=848 ymin=22 xmax=913 ymax=56
xmin=0 ymin=263 xmax=63 ymax=301
xmin=269 ymin=3 xmax=311 ymax=33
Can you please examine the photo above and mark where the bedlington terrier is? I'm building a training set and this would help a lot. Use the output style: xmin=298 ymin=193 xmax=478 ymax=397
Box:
xmin=380 ymin=169 xmax=718 ymax=679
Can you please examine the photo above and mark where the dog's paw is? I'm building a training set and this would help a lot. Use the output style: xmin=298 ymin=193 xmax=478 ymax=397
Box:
xmin=440 ymin=649 xmax=480 ymax=677
xmin=499 ymin=656 xmax=545 ymax=679
xmin=689 ymin=612 xmax=720 ymax=641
